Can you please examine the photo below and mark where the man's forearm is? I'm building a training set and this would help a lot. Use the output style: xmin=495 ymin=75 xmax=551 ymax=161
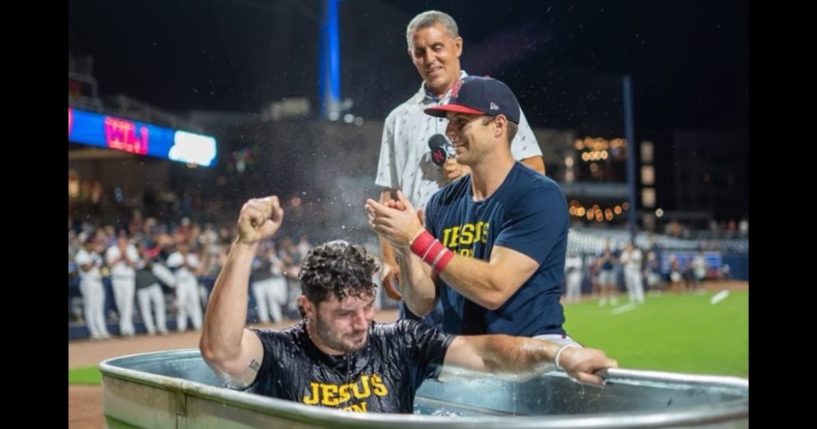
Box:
xmin=397 ymin=249 xmax=437 ymax=315
xmin=437 ymin=255 xmax=510 ymax=310
xmin=403 ymin=231 xmax=526 ymax=310
xmin=200 ymin=241 xmax=257 ymax=362
xmin=380 ymin=235 xmax=398 ymax=268
xmin=449 ymin=335 xmax=615 ymax=387
xmin=479 ymin=335 xmax=559 ymax=373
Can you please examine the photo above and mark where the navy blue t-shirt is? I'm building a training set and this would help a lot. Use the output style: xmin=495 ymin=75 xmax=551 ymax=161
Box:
xmin=246 ymin=319 xmax=454 ymax=413
xmin=424 ymin=162 xmax=569 ymax=336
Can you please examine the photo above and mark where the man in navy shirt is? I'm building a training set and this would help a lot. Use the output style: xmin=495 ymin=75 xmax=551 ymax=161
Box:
xmin=367 ymin=76 xmax=575 ymax=346
xmin=201 ymin=195 xmax=616 ymax=413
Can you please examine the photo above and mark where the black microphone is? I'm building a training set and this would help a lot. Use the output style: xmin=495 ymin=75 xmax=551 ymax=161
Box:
xmin=428 ymin=134 xmax=454 ymax=167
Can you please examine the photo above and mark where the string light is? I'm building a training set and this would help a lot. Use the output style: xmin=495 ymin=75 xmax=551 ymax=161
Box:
xmin=574 ymin=137 xmax=626 ymax=162
xmin=568 ymin=200 xmax=630 ymax=222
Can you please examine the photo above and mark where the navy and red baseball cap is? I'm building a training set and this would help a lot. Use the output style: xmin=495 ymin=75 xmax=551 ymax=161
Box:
xmin=424 ymin=76 xmax=521 ymax=124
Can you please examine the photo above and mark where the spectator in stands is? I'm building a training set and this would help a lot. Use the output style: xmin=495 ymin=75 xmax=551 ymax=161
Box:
xmin=296 ymin=234 xmax=311 ymax=260
xmin=620 ymin=242 xmax=645 ymax=304
xmin=251 ymin=240 xmax=288 ymax=324
xmin=75 ymin=233 xmax=110 ymax=340
xmin=105 ymin=232 xmax=139 ymax=336
xmin=135 ymin=246 xmax=168 ymax=335
xmin=720 ymin=263 xmax=732 ymax=280
xmin=690 ymin=251 xmax=707 ymax=290
xmin=644 ymin=250 xmax=664 ymax=293
xmin=586 ymin=254 xmax=600 ymax=299
xmin=668 ymin=254 xmax=684 ymax=293
xmin=564 ymin=251 xmax=583 ymax=303
xmin=597 ymin=240 xmax=618 ymax=306
xmin=168 ymin=241 xmax=203 ymax=331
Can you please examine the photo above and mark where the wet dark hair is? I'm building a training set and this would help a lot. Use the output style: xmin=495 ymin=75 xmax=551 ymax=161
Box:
xmin=298 ymin=240 xmax=379 ymax=316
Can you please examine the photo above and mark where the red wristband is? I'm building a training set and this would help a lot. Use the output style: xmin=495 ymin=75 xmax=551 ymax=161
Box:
xmin=421 ymin=241 xmax=445 ymax=265
xmin=410 ymin=230 xmax=436 ymax=256
xmin=409 ymin=229 xmax=455 ymax=273
xmin=432 ymin=248 xmax=454 ymax=273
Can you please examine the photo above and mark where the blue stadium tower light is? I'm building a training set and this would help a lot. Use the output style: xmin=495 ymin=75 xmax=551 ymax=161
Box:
xmin=318 ymin=0 xmax=342 ymax=120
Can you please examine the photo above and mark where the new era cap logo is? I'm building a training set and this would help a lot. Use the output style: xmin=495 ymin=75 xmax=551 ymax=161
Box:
xmin=489 ymin=102 xmax=499 ymax=111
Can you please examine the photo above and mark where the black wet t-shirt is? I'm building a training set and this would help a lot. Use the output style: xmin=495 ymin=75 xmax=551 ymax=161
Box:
xmin=245 ymin=319 xmax=455 ymax=413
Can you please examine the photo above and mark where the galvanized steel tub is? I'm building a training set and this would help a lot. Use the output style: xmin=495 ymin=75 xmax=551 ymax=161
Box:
xmin=99 ymin=349 xmax=748 ymax=428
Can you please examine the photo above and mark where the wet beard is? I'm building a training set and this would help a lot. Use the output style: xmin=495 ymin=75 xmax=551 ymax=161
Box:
xmin=313 ymin=316 xmax=368 ymax=354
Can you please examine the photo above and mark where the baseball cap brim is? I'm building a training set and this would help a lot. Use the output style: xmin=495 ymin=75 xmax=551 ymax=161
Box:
xmin=424 ymin=103 xmax=485 ymax=118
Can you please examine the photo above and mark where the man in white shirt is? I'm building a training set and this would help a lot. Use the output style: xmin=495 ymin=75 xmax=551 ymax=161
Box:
xmin=167 ymin=242 xmax=203 ymax=331
xmin=620 ymin=242 xmax=644 ymax=304
xmin=105 ymin=233 xmax=140 ymax=336
xmin=75 ymin=234 xmax=110 ymax=339
xmin=564 ymin=252 xmax=584 ymax=303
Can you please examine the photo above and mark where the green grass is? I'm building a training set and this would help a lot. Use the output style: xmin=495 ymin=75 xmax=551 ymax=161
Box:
xmin=69 ymin=365 xmax=102 ymax=385
xmin=564 ymin=290 xmax=748 ymax=377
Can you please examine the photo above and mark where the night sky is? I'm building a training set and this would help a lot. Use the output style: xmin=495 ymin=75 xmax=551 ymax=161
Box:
xmin=69 ymin=0 xmax=747 ymax=134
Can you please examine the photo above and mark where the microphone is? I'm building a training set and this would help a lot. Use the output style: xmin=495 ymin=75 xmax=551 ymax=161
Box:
xmin=428 ymin=134 xmax=455 ymax=167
